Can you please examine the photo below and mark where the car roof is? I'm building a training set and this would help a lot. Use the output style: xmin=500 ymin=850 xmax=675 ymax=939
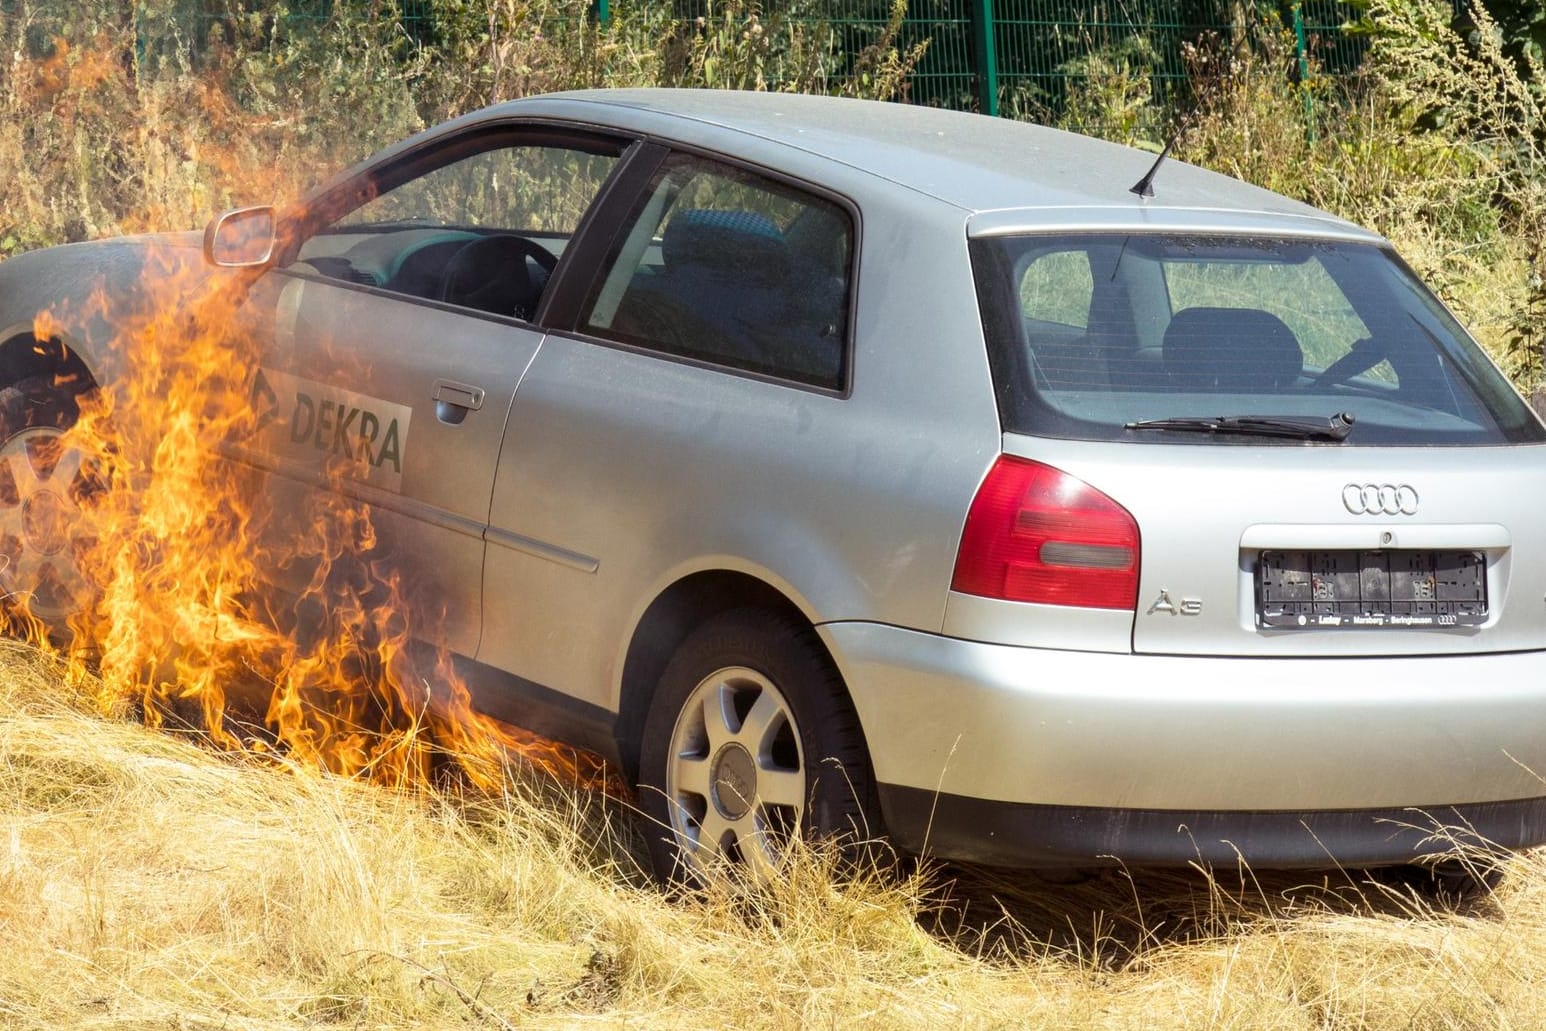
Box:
xmin=489 ymin=89 xmax=1375 ymax=241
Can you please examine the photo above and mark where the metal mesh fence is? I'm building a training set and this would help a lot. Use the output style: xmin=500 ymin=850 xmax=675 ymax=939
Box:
xmin=789 ymin=0 xmax=1366 ymax=116
xmin=980 ymin=1 xmax=1366 ymax=119
xmin=992 ymin=0 xmax=1204 ymax=116
xmin=780 ymin=1 xmax=1365 ymax=115
xmin=8 ymin=0 xmax=1368 ymax=119
xmin=1301 ymin=0 xmax=1368 ymax=77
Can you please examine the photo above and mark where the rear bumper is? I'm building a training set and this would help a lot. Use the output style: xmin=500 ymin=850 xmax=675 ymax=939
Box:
xmin=877 ymin=787 xmax=1546 ymax=868
xmin=820 ymin=621 xmax=1546 ymax=866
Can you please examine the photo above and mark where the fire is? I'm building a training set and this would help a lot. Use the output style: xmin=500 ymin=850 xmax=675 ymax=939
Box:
xmin=14 ymin=241 xmax=611 ymax=794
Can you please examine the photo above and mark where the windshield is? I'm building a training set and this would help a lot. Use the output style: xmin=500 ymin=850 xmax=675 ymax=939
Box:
xmin=969 ymin=233 xmax=1545 ymax=445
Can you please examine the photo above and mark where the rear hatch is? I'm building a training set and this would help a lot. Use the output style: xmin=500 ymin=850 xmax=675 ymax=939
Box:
xmin=956 ymin=227 xmax=1546 ymax=657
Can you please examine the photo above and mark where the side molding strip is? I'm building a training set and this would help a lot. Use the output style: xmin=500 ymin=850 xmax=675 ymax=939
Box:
xmin=486 ymin=526 xmax=600 ymax=574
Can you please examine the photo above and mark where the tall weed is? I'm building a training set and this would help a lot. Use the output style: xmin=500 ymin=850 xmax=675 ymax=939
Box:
xmin=0 ymin=0 xmax=926 ymax=259
xmin=1358 ymin=0 xmax=1546 ymax=386
xmin=1058 ymin=34 xmax=1166 ymax=149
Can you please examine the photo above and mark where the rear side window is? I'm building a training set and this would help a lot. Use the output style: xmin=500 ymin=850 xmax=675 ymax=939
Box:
xmin=972 ymin=233 xmax=1545 ymax=446
xmin=579 ymin=153 xmax=853 ymax=390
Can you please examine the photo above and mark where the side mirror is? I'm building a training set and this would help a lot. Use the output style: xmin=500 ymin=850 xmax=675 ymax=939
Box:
xmin=203 ymin=206 xmax=277 ymax=268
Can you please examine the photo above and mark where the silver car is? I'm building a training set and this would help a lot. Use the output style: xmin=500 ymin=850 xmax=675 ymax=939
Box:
xmin=3 ymin=89 xmax=1545 ymax=882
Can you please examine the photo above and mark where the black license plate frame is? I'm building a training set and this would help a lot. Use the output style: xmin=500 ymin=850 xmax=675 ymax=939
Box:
xmin=1256 ymin=549 xmax=1486 ymax=629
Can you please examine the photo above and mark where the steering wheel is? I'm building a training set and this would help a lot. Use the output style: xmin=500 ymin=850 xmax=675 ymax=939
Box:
xmin=437 ymin=235 xmax=558 ymax=319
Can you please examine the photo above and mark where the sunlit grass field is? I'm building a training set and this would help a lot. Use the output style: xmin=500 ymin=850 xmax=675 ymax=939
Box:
xmin=4 ymin=640 xmax=1545 ymax=1030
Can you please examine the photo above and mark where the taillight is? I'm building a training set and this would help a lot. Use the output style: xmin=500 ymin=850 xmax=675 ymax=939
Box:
xmin=951 ymin=456 xmax=1140 ymax=609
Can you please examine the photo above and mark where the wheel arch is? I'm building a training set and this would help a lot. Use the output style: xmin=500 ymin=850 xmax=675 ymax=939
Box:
xmin=614 ymin=568 xmax=840 ymax=781
xmin=0 ymin=322 xmax=101 ymax=413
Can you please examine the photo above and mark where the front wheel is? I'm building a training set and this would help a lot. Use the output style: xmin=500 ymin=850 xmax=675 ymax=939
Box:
xmin=0 ymin=379 xmax=102 ymax=632
xmin=637 ymin=609 xmax=879 ymax=886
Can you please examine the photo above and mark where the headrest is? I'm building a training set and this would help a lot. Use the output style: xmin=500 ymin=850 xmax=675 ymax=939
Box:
xmin=662 ymin=209 xmax=789 ymax=283
xmin=1162 ymin=307 xmax=1303 ymax=390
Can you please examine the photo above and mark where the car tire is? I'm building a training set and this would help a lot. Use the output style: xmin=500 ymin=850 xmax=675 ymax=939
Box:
xmin=637 ymin=608 xmax=879 ymax=886
xmin=0 ymin=376 xmax=100 ymax=632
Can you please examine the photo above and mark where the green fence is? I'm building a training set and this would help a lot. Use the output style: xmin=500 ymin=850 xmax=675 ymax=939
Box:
xmin=65 ymin=0 xmax=1365 ymax=120
xmin=787 ymin=1 xmax=1365 ymax=116
xmin=599 ymin=2 xmax=1363 ymax=115
xmin=977 ymin=1 xmax=1364 ymax=116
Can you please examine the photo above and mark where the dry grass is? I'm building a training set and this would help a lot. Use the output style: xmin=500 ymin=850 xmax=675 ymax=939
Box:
xmin=2 ymin=640 xmax=1544 ymax=1029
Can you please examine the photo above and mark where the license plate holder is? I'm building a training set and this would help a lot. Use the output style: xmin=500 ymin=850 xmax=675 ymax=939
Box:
xmin=1256 ymin=549 xmax=1486 ymax=629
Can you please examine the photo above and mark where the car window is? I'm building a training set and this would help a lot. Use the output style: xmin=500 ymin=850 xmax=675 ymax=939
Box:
xmin=974 ymin=233 xmax=1546 ymax=446
xmin=578 ymin=152 xmax=853 ymax=390
xmin=293 ymin=140 xmax=621 ymax=320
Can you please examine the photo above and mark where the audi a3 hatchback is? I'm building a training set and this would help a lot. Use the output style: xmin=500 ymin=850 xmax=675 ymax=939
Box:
xmin=2 ymin=89 xmax=1545 ymax=881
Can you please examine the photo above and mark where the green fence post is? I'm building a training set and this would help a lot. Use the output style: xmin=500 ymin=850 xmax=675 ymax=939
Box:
xmin=971 ymin=0 xmax=998 ymax=116
xmin=1291 ymin=0 xmax=1314 ymax=142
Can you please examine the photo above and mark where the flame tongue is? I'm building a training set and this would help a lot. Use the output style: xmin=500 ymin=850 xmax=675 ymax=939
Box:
xmin=22 ymin=241 xmax=610 ymax=794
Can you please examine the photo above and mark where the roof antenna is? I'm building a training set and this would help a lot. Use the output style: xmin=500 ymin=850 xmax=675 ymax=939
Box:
xmin=1128 ymin=137 xmax=1175 ymax=199
xmin=1129 ymin=113 xmax=1194 ymax=199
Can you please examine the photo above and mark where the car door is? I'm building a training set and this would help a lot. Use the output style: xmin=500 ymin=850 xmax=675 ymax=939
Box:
xmin=236 ymin=126 xmax=629 ymax=659
xmin=477 ymin=148 xmax=858 ymax=710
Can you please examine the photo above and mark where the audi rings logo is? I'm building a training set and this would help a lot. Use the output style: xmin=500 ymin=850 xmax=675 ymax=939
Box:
xmin=1342 ymin=483 xmax=1419 ymax=516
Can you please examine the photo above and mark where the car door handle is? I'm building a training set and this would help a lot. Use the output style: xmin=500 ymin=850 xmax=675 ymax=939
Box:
xmin=432 ymin=379 xmax=485 ymax=425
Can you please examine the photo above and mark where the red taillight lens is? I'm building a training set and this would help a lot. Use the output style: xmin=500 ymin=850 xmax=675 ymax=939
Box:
xmin=951 ymin=456 xmax=1140 ymax=609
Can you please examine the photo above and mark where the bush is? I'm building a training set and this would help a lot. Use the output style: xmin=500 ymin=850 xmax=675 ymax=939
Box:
xmin=1358 ymin=0 xmax=1546 ymax=387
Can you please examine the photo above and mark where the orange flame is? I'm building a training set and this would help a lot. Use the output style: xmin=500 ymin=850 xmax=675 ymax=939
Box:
xmin=19 ymin=241 xmax=612 ymax=795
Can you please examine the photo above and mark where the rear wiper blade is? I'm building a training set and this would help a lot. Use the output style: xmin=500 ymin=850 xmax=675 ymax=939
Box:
xmin=1124 ymin=412 xmax=1356 ymax=441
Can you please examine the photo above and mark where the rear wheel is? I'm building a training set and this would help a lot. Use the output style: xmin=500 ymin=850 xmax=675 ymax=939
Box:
xmin=638 ymin=609 xmax=879 ymax=886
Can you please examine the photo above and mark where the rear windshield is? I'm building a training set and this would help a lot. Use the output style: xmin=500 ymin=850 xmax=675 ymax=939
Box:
xmin=970 ymin=233 xmax=1546 ymax=445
